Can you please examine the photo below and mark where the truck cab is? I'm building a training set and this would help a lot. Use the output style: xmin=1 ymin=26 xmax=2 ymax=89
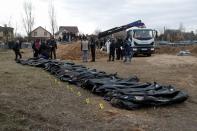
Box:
xmin=127 ymin=28 xmax=156 ymax=56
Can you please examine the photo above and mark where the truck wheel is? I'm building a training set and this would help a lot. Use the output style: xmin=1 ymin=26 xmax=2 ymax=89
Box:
xmin=147 ymin=54 xmax=152 ymax=57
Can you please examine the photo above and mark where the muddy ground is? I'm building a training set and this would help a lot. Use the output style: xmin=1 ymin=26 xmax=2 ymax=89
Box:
xmin=0 ymin=48 xmax=197 ymax=131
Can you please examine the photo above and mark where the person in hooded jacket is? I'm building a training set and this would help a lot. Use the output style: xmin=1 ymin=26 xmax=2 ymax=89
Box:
xmin=13 ymin=40 xmax=22 ymax=60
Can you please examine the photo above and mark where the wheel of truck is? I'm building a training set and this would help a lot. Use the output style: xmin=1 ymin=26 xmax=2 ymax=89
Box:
xmin=133 ymin=53 xmax=137 ymax=57
xmin=147 ymin=53 xmax=152 ymax=57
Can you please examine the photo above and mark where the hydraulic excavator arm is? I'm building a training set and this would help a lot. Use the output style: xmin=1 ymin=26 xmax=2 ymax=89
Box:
xmin=98 ymin=20 xmax=145 ymax=38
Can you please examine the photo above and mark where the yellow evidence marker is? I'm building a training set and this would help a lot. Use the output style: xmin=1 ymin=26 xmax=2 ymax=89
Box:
xmin=99 ymin=103 xmax=104 ymax=109
xmin=77 ymin=91 xmax=81 ymax=97
xmin=85 ymin=98 xmax=90 ymax=104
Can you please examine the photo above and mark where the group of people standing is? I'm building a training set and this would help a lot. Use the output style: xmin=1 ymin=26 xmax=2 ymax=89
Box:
xmin=13 ymin=35 xmax=133 ymax=63
xmin=32 ymin=37 xmax=57 ymax=59
xmin=81 ymin=36 xmax=97 ymax=62
xmin=80 ymin=35 xmax=133 ymax=63
xmin=13 ymin=37 xmax=57 ymax=61
xmin=105 ymin=37 xmax=133 ymax=62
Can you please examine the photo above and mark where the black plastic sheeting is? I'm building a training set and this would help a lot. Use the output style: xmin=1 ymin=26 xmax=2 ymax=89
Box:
xmin=16 ymin=58 xmax=188 ymax=110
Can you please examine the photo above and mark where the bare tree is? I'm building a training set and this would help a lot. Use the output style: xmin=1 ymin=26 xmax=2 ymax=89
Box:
xmin=8 ymin=16 xmax=12 ymax=27
xmin=48 ymin=0 xmax=57 ymax=36
xmin=22 ymin=0 xmax=34 ymax=41
xmin=178 ymin=22 xmax=185 ymax=41
xmin=14 ymin=22 xmax=18 ymax=38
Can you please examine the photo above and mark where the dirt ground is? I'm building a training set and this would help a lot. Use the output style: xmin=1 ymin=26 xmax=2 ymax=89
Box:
xmin=0 ymin=48 xmax=197 ymax=131
xmin=155 ymin=45 xmax=197 ymax=56
xmin=56 ymin=41 xmax=197 ymax=60
xmin=57 ymin=41 xmax=107 ymax=60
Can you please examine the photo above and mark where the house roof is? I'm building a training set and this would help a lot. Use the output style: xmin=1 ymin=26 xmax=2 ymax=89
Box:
xmin=31 ymin=26 xmax=51 ymax=35
xmin=59 ymin=26 xmax=79 ymax=34
xmin=0 ymin=26 xmax=14 ymax=32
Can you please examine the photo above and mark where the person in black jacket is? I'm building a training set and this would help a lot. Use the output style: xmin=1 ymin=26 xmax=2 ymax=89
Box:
xmin=119 ymin=39 xmax=124 ymax=60
xmin=49 ymin=37 xmax=57 ymax=59
xmin=13 ymin=40 xmax=22 ymax=60
xmin=89 ymin=37 xmax=96 ymax=62
xmin=116 ymin=38 xmax=122 ymax=60
xmin=123 ymin=37 xmax=132 ymax=62
xmin=39 ymin=40 xmax=50 ymax=59
xmin=108 ymin=38 xmax=116 ymax=61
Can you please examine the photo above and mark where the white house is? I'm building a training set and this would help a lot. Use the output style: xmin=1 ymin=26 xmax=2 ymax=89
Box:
xmin=55 ymin=26 xmax=79 ymax=41
xmin=0 ymin=26 xmax=14 ymax=43
xmin=30 ymin=26 xmax=51 ymax=40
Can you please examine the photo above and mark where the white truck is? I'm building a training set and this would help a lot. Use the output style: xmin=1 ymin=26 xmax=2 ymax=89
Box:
xmin=98 ymin=20 xmax=157 ymax=56
xmin=127 ymin=28 xmax=157 ymax=56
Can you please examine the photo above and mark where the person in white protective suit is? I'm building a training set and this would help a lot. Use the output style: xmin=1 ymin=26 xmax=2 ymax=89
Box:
xmin=105 ymin=39 xmax=111 ymax=54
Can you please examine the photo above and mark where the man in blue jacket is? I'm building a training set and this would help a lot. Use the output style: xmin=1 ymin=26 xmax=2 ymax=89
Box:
xmin=123 ymin=37 xmax=132 ymax=62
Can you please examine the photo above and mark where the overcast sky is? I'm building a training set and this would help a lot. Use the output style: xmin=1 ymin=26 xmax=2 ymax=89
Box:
xmin=0 ymin=0 xmax=196 ymax=35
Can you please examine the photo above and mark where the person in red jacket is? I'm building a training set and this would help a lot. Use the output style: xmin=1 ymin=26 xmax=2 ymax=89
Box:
xmin=32 ymin=39 xmax=41 ymax=58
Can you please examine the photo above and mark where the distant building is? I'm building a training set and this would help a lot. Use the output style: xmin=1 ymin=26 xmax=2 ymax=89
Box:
xmin=159 ymin=29 xmax=197 ymax=42
xmin=55 ymin=26 xmax=79 ymax=41
xmin=30 ymin=26 xmax=51 ymax=40
xmin=163 ymin=29 xmax=184 ymax=42
xmin=182 ymin=31 xmax=196 ymax=41
xmin=0 ymin=26 xmax=14 ymax=43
